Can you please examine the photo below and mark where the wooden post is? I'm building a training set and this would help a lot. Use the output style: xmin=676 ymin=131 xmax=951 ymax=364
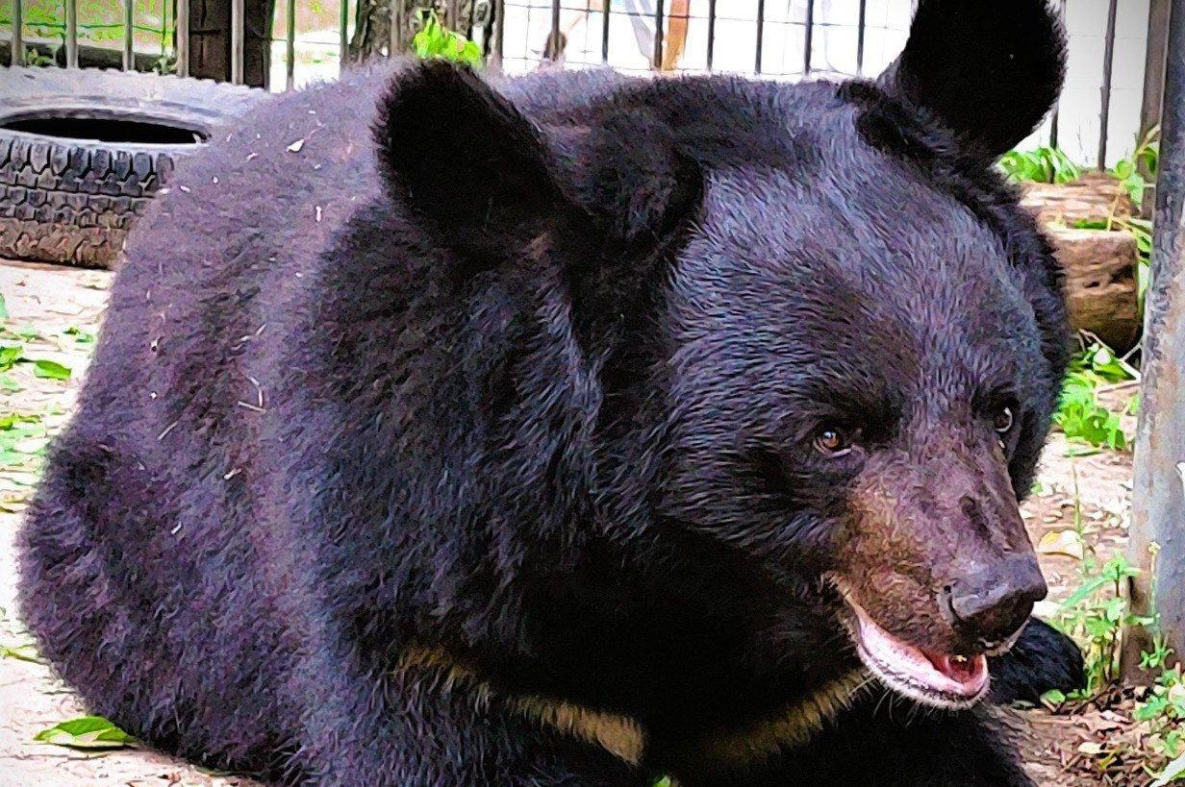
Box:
xmin=185 ymin=0 xmax=274 ymax=88
xmin=1125 ymin=0 xmax=1185 ymax=680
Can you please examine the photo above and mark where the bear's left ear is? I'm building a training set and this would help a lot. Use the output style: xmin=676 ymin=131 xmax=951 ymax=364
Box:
xmin=878 ymin=0 xmax=1066 ymax=162
xmin=374 ymin=60 xmax=587 ymax=258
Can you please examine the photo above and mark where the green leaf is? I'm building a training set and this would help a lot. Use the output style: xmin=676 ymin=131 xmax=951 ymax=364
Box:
xmin=0 ymin=344 xmax=22 ymax=372
xmin=31 ymin=360 xmax=71 ymax=380
xmin=64 ymin=326 xmax=96 ymax=344
xmin=1059 ymin=573 xmax=1111 ymax=611
xmin=1040 ymin=688 xmax=1066 ymax=709
xmin=0 ymin=292 xmax=7 ymax=321
xmin=0 ymin=642 xmax=41 ymax=663
xmin=33 ymin=716 xmax=136 ymax=750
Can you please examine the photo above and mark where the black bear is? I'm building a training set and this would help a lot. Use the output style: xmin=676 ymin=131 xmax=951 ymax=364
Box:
xmin=19 ymin=0 xmax=1083 ymax=784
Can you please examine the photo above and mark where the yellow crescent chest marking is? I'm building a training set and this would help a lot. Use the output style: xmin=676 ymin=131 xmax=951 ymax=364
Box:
xmin=395 ymin=645 xmax=866 ymax=774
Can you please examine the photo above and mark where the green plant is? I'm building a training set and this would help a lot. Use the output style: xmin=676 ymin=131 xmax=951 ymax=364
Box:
xmin=1055 ymin=553 xmax=1150 ymax=695
xmin=999 ymin=146 xmax=1081 ymax=185
xmin=411 ymin=10 xmax=482 ymax=67
xmin=1053 ymin=342 xmax=1136 ymax=451
xmin=1112 ymin=126 xmax=1160 ymax=210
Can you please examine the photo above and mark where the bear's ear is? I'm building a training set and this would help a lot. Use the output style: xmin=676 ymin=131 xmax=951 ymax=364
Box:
xmin=374 ymin=60 xmax=583 ymax=256
xmin=878 ymin=0 xmax=1066 ymax=162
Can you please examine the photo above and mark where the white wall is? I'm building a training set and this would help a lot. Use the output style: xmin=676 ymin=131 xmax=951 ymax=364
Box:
xmin=497 ymin=0 xmax=1152 ymax=168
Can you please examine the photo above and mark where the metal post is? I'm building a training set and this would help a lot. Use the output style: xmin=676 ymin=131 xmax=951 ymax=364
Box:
xmin=1126 ymin=0 xmax=1185 ymax=677
xmin=1049 ymin=0 xmax=1067 ymax=149
xmin=122 ymin=0 xmax=134 ymax=70
xmin=855 ymin=0 xmax=866 ymax=76
xmin=176 ymin=0 xmax=190 ymax=77
xmin=1141 ymin=0 xmax=1172 ymax=215
xmin=549 ymin=0 xmax=561 ymax=61
xmin=652 ymin=0 xmax=664 ymax=71
xmin=1143 ymin=0 xmax=1172 ymax=140
xmin=64 ymin=0 xmax=78 ymax=68
xmin=1098 ymin=0 xmax=1119 ymax=168
xmin=493 ymin=0 xmax=506 ymax=67
xmin=602 ymin=0 xmax=611 ymax=63
xmin=390 ymin=0 xmax=403 ymax=56
xmin=286 ymin=0 xmax=296 ymax=90
xmin=340 ymin=0 xmax=350 ymax=68
xmin=231 ymin=0 xmax=245 ymax=84
xmin=448 ymin=0 xmax=460 ymax=28
xmin=754 ymin=0 xmax=765 ymax=74
xmin=10 ymin=0 xmax=23 ymax=67
xmin=706 ymin=0 xmax=716 ymax=72
xmin=803 ymin=0 xmax=814 ymax=75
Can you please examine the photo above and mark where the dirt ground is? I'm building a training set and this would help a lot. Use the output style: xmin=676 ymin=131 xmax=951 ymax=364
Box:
xmin=0 ymin=259 xmax=1143 ymax=786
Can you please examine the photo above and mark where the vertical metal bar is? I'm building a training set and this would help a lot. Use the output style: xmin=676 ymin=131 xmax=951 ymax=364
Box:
xmin=754 ymin=0 xmax=765 ymax=74
xmin=1049 ymin=0 xmax=1067 ymax=149
xmin=1141 ymin=0 xmax=1171 ymax=147
xmin=652 ymin=0 xmax=664 ymax=71
xmin=706 ymin=0 xmax=716 ymax=72
xmin=231 ymin=0 xmax=245 ymax=84
xmin=286 ymin=0 xmax=296 ymax=90
xmin=122 ymin=0 xmax=134 ymax=70
xmin=1126 ymin=0 xmax=1185 ymax=681
xmin=390 ymin=0 xmax=403 ymax=56
xmin=1140 ymin=0 xmax=1171 ymax=216
xmin=549 ymin=0 xmax=561 ymax=61
xmin=176 ymin=0 xmax=190 ymax=77
xmin=493 ymin=0 xmax=506 ymax=67
xmin=803 ymin=0 xmax=814 ymax=75
xmin=856 ymin=0 xmax=867 ymax=76
xmin=1098 ymin=0 xmax=1119 ymax=168
xmin=10 ymin=0 xmax=23 ymax=68
xmin=601 ymin=0 xmax=611 ymax=63
xmin=65 ymin=0 xmax=78 ymax=68
xmin=340 ymin=0 xmax=350 ymax=67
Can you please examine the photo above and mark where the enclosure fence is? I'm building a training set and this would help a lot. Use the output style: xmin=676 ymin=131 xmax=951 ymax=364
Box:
xmin=1 ymin=0 xmax=1161 ymax=169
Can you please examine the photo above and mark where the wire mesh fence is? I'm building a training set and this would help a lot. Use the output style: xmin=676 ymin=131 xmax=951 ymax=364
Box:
xmin=0 ymin=0 xmax=1156 ymax=169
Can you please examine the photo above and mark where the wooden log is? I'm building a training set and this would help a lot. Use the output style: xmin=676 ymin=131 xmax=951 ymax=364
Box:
xmin=1021 ymin=171 xmax=1135 ymax=227
xmin=1045 ymin=226 xmax=1141 ymax=351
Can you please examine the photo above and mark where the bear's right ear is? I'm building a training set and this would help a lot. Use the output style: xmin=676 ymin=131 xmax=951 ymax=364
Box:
xmin=374 ymin=61 xmax=584 ymax=257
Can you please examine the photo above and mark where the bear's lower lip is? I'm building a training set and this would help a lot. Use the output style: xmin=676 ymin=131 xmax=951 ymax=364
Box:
xmin=846 ymin=602 xmax=989 ymax=709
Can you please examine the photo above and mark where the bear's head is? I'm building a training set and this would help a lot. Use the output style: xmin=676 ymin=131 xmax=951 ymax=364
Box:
xmin=373 ymin=0 xmax=1067 ymax=711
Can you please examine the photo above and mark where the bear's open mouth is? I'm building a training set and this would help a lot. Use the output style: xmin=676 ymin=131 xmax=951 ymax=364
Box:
xmin=825 ymin=578 xmax=993 ymax=709
xmin=847 ymin=602 xmax=989 ymax=709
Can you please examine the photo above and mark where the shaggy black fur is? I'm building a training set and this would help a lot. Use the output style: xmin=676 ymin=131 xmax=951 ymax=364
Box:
xmin=20 ymin=1 xmax=1081 ymax=784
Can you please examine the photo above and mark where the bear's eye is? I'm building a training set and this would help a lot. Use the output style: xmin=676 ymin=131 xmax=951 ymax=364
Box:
xmin=993 ymin=406 xmax=1015 ymax=435
xmin=813 ymin=426 xmax=855 ymax=457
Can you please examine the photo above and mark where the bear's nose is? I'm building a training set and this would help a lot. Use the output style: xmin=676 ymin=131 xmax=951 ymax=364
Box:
xmin=946 ymin=557 xmax=1047 ymax=649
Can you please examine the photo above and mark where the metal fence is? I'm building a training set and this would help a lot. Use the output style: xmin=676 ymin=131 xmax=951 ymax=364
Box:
xmin=1 ymin=0 xmax=1157 ymax=169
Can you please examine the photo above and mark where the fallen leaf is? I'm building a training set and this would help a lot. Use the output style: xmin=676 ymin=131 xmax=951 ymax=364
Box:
xmin=1038 ymin=530 xmax=1085 ymax=561
xmin=34 ymin=716 xmax=135 ymax=750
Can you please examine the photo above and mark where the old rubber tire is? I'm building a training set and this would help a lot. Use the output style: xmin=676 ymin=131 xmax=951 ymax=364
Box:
xmin=0 ymin=67 xmax=266 ymax=268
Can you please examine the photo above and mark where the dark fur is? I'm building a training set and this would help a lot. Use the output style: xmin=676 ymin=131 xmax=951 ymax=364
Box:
xmin=20 ymin=2 xmax=1081 ymax=784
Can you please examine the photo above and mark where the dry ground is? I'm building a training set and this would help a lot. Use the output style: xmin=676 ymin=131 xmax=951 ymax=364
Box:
xmin=0 ymin=260 xmax=1144 ymax=786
